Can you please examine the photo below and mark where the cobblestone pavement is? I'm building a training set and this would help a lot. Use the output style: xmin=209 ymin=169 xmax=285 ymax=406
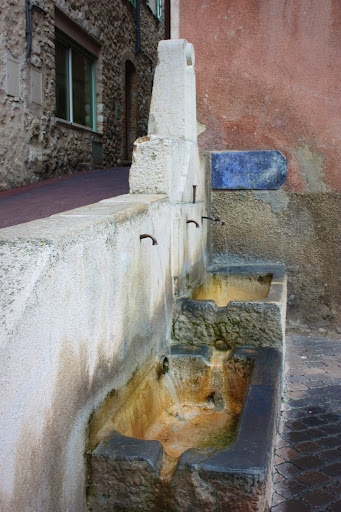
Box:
xmin=0 ymin=167 xmax=129 ymax=229
xmin=271 ymin=335 xmax=341 ymax=511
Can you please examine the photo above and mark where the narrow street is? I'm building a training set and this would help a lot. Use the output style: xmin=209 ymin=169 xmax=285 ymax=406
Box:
xmin=0 ymin=167 xmax=129 ymax=229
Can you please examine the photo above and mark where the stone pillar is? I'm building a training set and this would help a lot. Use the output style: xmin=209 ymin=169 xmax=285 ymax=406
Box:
xmin=148 ymin=39 xmax=196 ymax=142
xmin=129 ymin=39 xmax=207 ymax=296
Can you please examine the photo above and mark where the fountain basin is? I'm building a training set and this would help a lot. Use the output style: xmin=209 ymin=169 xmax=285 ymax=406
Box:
xmin=87 ymin=345 xmax=281 ymax=511
xmin=173 ymin=264 xmax=287 ymax=349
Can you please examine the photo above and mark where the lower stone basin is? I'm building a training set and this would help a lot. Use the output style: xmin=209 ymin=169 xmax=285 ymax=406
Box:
xmin=173 ymin=264 xmax=287 ymax=350
xmin=87 ymin=345 xmax=282 ymax=511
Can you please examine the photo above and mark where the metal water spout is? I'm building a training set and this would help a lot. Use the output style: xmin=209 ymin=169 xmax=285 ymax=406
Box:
xmin=140 ymin=234 xmax=158 ymax=245
xmin=187 ymin=219 xmax=200 ymax=228
xmin=202 ymin=216 xmax=225 ymax=226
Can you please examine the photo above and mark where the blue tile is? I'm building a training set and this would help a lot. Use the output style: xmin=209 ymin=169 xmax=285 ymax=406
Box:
xmin=211 ymin=151 xmax=287 ymax=190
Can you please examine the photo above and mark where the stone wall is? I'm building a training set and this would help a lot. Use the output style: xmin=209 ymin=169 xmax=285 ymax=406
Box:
xmin=0 ymin=0 xmax=165 ymax=190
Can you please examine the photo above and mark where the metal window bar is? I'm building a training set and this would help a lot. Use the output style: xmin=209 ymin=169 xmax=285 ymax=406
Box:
xmin=156 ymin=0 xmax=162 ymax=20
xmin=91 ymin=60 xmax=97 ymax=132
xmin=67 ymin=48 xmax=73 ymax=124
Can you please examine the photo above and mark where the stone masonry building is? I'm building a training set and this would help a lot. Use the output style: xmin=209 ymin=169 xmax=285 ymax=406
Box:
xmin=0 ymin=0 xmax=166 ymax=190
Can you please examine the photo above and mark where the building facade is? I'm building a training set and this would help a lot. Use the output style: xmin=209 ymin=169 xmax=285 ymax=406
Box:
xmin=173 ymin=0 xmax=341 ymax=329
xmin=0 ymin=0 xmax=165 ymax=190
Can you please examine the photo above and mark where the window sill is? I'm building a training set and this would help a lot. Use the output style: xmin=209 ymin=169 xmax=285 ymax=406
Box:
xmin=55 ymin=118 xmax=102 ymax=135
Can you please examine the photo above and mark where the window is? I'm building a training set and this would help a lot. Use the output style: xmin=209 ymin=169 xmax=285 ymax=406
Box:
xmin=144 ymin=0 xmax=163 ymax=20
xmin=156 ymin=0 xmax=162 ymax=20
xmin=55 ymin=30 xmax=96 ymax=131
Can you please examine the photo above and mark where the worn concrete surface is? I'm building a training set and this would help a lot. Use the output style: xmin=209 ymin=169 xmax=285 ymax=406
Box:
xmin=271 ymin=335 xmax=341 ymax=511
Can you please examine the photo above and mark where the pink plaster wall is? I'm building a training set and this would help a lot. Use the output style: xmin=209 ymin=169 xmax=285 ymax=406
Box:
xmin=179 ymin=0 xmax=341 ymax=192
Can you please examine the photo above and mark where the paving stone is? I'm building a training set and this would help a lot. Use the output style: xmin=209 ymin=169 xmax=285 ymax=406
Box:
xmin=276 ymin=462 xmax=302 ymax=478
xmin=0 ymin=167 xmax=130 ymax=228
xmin=287 ymin=376 xmax=310 ymax=384
xmin=301 ymin=405 xmax=326 ymax=415
xmin=282 ymin=424 xmax=297 ymax=434
xmin=287 ymin=399 xmax=312 ymax=409
xmin=297 ymin=470 xmax=332 ymax=486
xmin=282 ymin=409 xmax=305 ymax=421
xmin=323 ymin=463 xmax=341 ymax=477
xmin=287 ymin=383 xmax=308 ymax=392
xmin=285 ymin=420 xmax=307 ymax=431
xmin=319 ymin=413 xmax=341 ymax=423
xmin=276 ymin=447 xmax=299 ymax=460
xmin=302 ymin=489 xmax=336 ymax=507
xmin=281 ymin=431 xmax=307 ymax=443
xmin=293 ymin=454 xmax=324 ymax=470
xmin=287 ymin=391 xmax=308 ymax=400
xmin=273 ymin=471 xmax=286 ymax=484
xmin=305 ymin=367 xmax=327 ymax=375
xmin=306 ymin=362 xmax=328 ymax=369
xmin=327 ymin=501 xmax=341 ymax=512
xmin=270 ymin=336 xmax=341 ymax=512
xmin=319 ymin=449 xmax=341 ymax=463
xmin=272 ymin=499 xmax=311 ymax=511
xmin=274 ymin=479 xmax=308 ymax=499
xmin=295 ymin=441 xmax=321 ymax=453
xmin=300 ymin=415 xmax=327 ymax=427
xmin=283 ymin=428 xmax=324 ymax=443
xmin=272 ymin=492 xmax=285 ymax=507
xmin=277 ymin=436 xmax=290 ymax=448
xmin=320 ymin=424 xmax=341 ymax=435
xmin=327 ymin=481 xmax=341 ymax=494
xmin=319 ymin=437 xmax=341 ymax=448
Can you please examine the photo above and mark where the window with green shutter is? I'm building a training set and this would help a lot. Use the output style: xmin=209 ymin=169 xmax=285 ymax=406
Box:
xmin=55 ymin=29 xmax=97 ymax=131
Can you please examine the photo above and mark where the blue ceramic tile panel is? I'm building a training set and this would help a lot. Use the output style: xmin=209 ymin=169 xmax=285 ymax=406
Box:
xmin=211 ymin=151 xmax=287 ymax=190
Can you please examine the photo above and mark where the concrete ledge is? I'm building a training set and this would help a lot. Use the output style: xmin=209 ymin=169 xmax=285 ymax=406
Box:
xmin=92 ymin=430 xmax=163 ymax=469
xmin=0 ymin=194 xmax=168 ymax=240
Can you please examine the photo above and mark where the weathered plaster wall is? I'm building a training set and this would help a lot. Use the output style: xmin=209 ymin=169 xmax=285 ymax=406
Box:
xmin=178 ymin=0 xmax=341 ymax=193
xmin=211 ymin=189 xmax=341 ymax=328
xmin=0 ymin=0 xmax=164 ymax=190
xmin=176 ymin=1 xmax=341 ymax=328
